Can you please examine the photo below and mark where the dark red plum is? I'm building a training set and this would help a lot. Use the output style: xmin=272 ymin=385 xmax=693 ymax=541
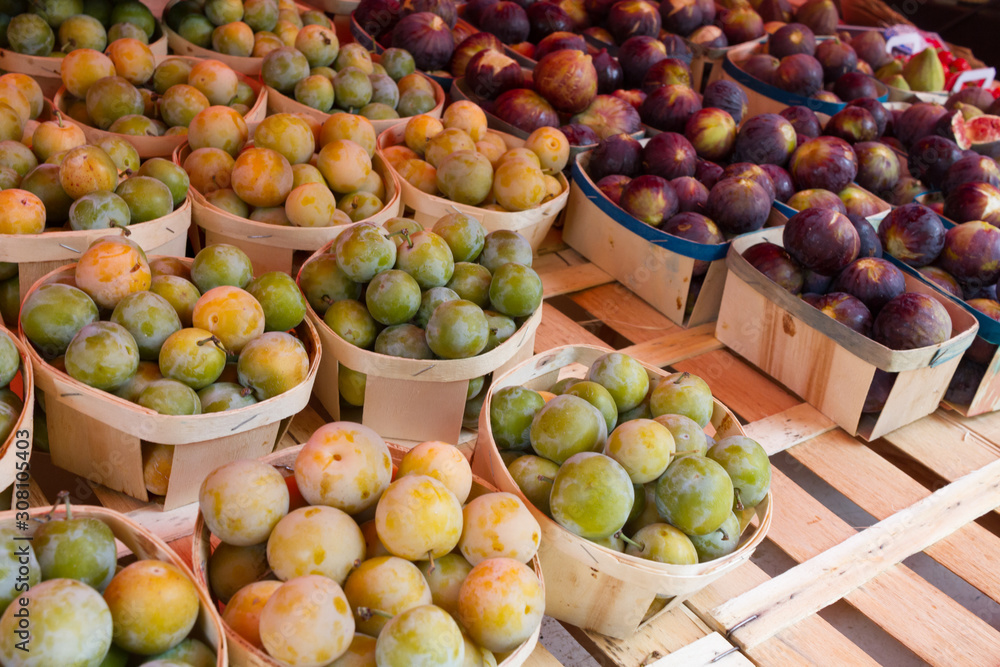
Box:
xmin=465 ymin=49 xmax=523 ymax=99
xmin=696 ymin=160 xmax=724 ymax=189
xmin=853 ymin=141 xmax=900 ymax=195
xmin=527 ymin=3 xmax=574 ymax=42
xmin=895 ymin=103 xmax=950 ymax=149
xmin=811 ymin=292 xmax=872 ymax=334
xmin=852 ymin=30 xmax=892 ymax=69
xmin=641 ymin=58 xmax=692 ymax=91
xmin=479 ymin=1 xmax=530 ymax=43
xmin=918 ymin=266 xmax=963 ymax=298
xmin=597 ymin=174 xmax=631 ymax=204
xmin=942 ymin=155 xmax=1000 ymax=195
xmin=936 ymin=221 xmax=1000 ymax=285
xmin=587 ymin=133 xmax=644 ymax=181
xmin=786 ymin=188 xmax=846 ymax=214
xmin=840 ymin=186 xmax=886 ymax=219
xmin=717 ymin=5 xmax=764 ymax=45
xmin=618 ymin=35 xmax=667 ymax=88
xmin=945 ymin=358 xmax=987 ymax=406
xmin=560 ymin=123 xmax=600 ymax=146
xmin=889 ymin=176 xmax=926 ymax=206
xmin=592 ymin=49 xmax=624 ymax=94
xmin=684 ymin=107 xmax=736 ymax=162
xmin=661 ymin=34 xmax=694 ymax=60
xmin=392 ymin=12 xmax=456 ymax=71
xmin=534 ymin=31 xmax=588 ymax=59
xmin=815 ymin=39 xmax=857 ymax=82
xmin=847 ymin=98 xmax=889 ymax=137
xmin=573 ymin=94 xmax=643 ymax=138
xmin=620 ymin=174 xmax=678 ymax=226
xmin=789 ymin=136 xmax=858 ymax=193
xmin=769 ymin=23 xmax=816 ymax=59
xmin=661 ymin=212 xmax=724 ymax=275
xmin=908 ymin=136 xmax=962 ymax=190
xmin=640 ymin=84 xmax=702 ymax=134
xmin=944 ymin=181 xmax=1000 ymax=226
xmin=760 ymin=164 xmax=794 ymax=202
xmin=783 ymin=208 xmax=860 ymax=274
xmin=493 ymin=88 xmax=559 ymax=132
xmin=846 ymin=213 xmax=883 ymax=258
xmin=721 ymin=162 xmax=776 ymax=201
xmin=743 ymin=242 xmax=804 ymax=293
xmin=732 ymin=113 xmax=798 ymax=166
xmin=688 ymin=25 xmax=728 ymax=49
xmin=685 ymin=274 xmax=705 ymax=317
xmin=773 ymin=54 xmax=824 ymax=97
xmin=742 ymin=54 xmax=780 ymax=85
xmin=830 ymin=257 xmax=905 ymax=314
xmin=832 ymin=72 xmax=879 ymax=102
xmin=702 ymin=80 xmax=749 ymax=124
xmin=794 ymin=0 xmax=837 ymax=34
xmin=779 ymin=105 xmax=822 ymax=139
xmin=825 ymin=107 xmax=878 ymax=144
xmin=659 ymin=0 xmax=704 ymax=35
xmin=450 ymin=32 xmax=504 ymax=78
xmin=863 ymin=368 xmax=896 ymax=413
xmin=611 ymin=88 xmax=646 ymax=110
xmin=872 ymin=292 xmax=952 ymax=350
xmin=670 ymin=176 xmax=709 ymax=212
xmin=707 ymin=177 xmax=771 ymax=234
xmin=643 ymin=132 xmax=697 ymax=180
xmin=607 ymin=0 xmax=661 ymax=43
xmin=878 ymin=203 xmax=946 ymax=267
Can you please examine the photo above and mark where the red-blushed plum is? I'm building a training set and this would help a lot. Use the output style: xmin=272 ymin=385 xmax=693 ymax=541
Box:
xmin=534 ymin=49 xmax=598 ymax=114
xmin=642 ymin=58 xmax=692 ymax=90
xmin=493 ymin=88 xmax=559 ymax=133
xmin=618 ymin=35 xmax=668 ymax=87
xmin=392 ymin=12 xmax=455 ymax=71
xmin=572 ymin=94 xmax=642 ymax=139
xmin=760 ymin=164 xmax=794 ymax=202
xmin=840 ymin=185 xmax=886 ymax=219
xmin=815 ymin=39 xmax=857 ymax=81
xmin=895 ymin=103 xmax=950 ymax=149
xmin=824 ymin=106 xmax=878 ymax=144
xmin=688 ymin=25 xmax=728 ymax=50
xmin=743 ymin=53 xmax=780 ymax=84
xmin=465 ymin=49 xmax=523 ymax=100
xmin=527 ymin=3 xmax=575 ymax=42
xmin=592 ymin=49 xmax=625 ymax=94
xmin=607 ymin=0 xmax=662 ymax=44
xmin=769 ymin=22 xmax=816 ymax=59
xmin=872 ymin=292 xmax=952 ymax=350
xmin=946 ymin=358 xmax=988 ymax=405
xmin=696 ymin=159 xmax=725 ymax=189
xmin=878 ymin=203 xmax=946 ymax=267
xmin=640 ymin=84 xmax=702 ymax=134
xmin=853 ymin=142 xmax=901 ymax=195
xmin=848 ymin=97 xmax=889 ymax=137
xmin=716 ymin=4 xmax=764 ymax=44
xmin=721 ymin=162 xmax=776 ymax=200
xmin=783 ymin=208 xmax=860 ymax=274
xmin=479 ymin=1 xmax=530 ymax=43
xmin=560 ymin=123 xmax=600 ymax=146
xmin=743 ymin=242 xmax=804 ymax=293
xmin=732 ymin=113 xmax=798 ymax=166
xmin=936 ymin=220 xmax=1000 ymax=285
xmin=786 ymin=188 xmax=846 ymax=214
xmin=846 ymin=213 xmax=883 ymax=258
xmin=659 ymin=0 xmax=706 ymax=35
xmin=942 ymin=155 xmax=1000 ymax=195
xmin=908 ymin=135 xmax=963 ymax=190
xmin=450 ymin=32 xmax=503 ymax=78
xmin=795 ymin=0 xmax=838 ymax=34
xmin=610 ymin=88 xmax=646 ymax=110
xmin=773 ymin=53 xmax=824 ymax=96
xmin=597 ymin=174 xmax=631 ymax=204
xmin=968 ymin=297 xmax=1000 ymax=322
xmin=670 ymin=176 xmax=709 ymax=212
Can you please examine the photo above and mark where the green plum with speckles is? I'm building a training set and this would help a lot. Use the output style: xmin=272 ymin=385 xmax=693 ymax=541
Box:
xmin=707 ymin=435 xmax=771 ymax=510
xmin=489 ymin=263 xmax=542 ymax=318
xmin=550 ymin=452 xmax=634 ymax=540
xmin=237 ymin=331 xmax=310 ymax=400
xmin=375 ymin=323 xmax=433 ymax=359
xmin=335 ymin=222 xmax=397 ymax=283
xmin=135 ymin=158 xmax=190 ymax=209
xmin=380 ymin=48 xmax=415 ymax=81
xmin=247 ymin=271 xmax=307 ymax=332
xmin=653 ymin=413 xmax=708 ymax=456
xmin=111 ymin=291 xmax=182 ymax=361
xmin=446 ymin=262 xmax=491 ymax=308
xmin=483 ymin=310 xmax=515 ymax=352
xmin=34 ymin=513 xmax=116 ymax=590
xmin=586 ymin=352 xmax=649 ymax=413
xmin=565 ymin=380 xmax=618 ymax=433
xmin=529 ymin=394 xmax=607 ymax=464
xmin=191 ymin=244 xmax=253 ymax=292
xmin=298 ymin=254 xmax=361 ymax=316
xmin=655 ymin=455 xmax=734 ymax=536
xmin=366 ymin=269 xmax=421 ymax=326
xmin=113 ymin=361 xmax=162 ymax=403
xmin=625 ymin=523 xmax=698 ymax=564
xmin=395 ymin=230 xmax=455 ymax=290
xmin=339 ymin=363 xmax=366 ymax=406
xmin=490 ymin=385 xmax=545 ymax=451
xmin=414 ymin=286 xmax=459 ymax=329
xmin=138 ymin=379 xmax=202 ymax=415
xmin=0 ymin=391 xmax=20 ymax=449
xmin=688 ymin=511 xmax=741 ymax=562
xmin=0 ymin=527 xmax=40 ymax=613
xmin=150 ymin=276 xmax=201 ymax=328
xmin=159 ymin=327 xmax=226 ymax=389
xmin=65 ymin=321 xmax=139 ymax=391
xmin=198 ymin=382 xmax=257 ymax=413
xmin=20 ymin=284 xmax=99 ymax=357
xmin=433 ymin=212 xmax=485 ymax=263
xmin=479 ymin=230 xmax=532 ymax=273
xmin=324 ymin=298 xmax=378 ymax=349
xmin=86 ymin=76 xmax=143 ymax=130
xmin=261 ymin=46 xmax=310 ymax=94
xmin=7 ymin=14 xmax=55 ymax=55
xmin=147 ymin=637 xmax=216 ymax=667
xmin=508 ymin=455 xmax=558 ymax=516
xmin=0 ymin=334 xmax=16 ymax=387
xmin=69 ymin=191 xmax=131 ymax=230
xmin=425 ymin=299 xmax=487 ymax=358
xmin=650 ymin=371 xmax=714 ymax=427
xmin=376 ymin=604 xmax=464 ymax=667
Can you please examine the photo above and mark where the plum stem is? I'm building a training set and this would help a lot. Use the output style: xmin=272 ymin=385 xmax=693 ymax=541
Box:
xmin=45 ymin=490 xmax=71 ymax=522
xmin=240 ymin=387 xmax=254 ymax=397
xmin=357 ymin=607 xmax=393 ymax=621
xmin=718 ymin=526 xmax=730 ymax=542
xmin=536 ymin=475 xmax=554 ymax=484
xmin=386 ymin=228 xmax=412 ymax=248
xmin=197 ymin=335 xmax=227 ymax=354
xmin=53 ymin=110 xmax=65 ymax=128
xmin=734 ymin=488 xmax=744 ymax=512
xmin=615 ymin=530 xmax=642 ymax=550
xmin=426 ymin=550 xmax=436 ymax=573
xmin=673 ymin=372 xmax=690 ymax=385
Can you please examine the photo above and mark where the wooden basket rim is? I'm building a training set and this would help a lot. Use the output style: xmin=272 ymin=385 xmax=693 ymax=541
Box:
xmin=190 ymin=441 xmax=542 ymax=667
xmin=0 ymin=197 xmax=192 ymax=263
xmin=477 ymin=343 xmax=774 ymax=580
xmin=4 ymin=503 xmax=227 ymax=665
xmin=18 ymin=257 xmax=323 ymax=444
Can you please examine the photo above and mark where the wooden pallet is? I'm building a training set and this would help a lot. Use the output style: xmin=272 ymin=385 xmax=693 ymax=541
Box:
xmin=27 ymin=226 xmax=1000 ymax=666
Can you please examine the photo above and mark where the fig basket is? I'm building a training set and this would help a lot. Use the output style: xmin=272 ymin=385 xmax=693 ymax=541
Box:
xmin=18 ymin=257 xmax=322 ymax=510
xmin=191 ymin=441 xmax=543 ymax=667
xmin=470 ymin=344 xmax=773 ymax=639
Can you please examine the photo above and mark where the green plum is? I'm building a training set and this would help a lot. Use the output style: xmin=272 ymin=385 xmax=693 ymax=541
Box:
xmin=178 ymin=13 xmax=213 ymax=47
xmin=383 ymin=217 xmax=422 ymax=249
xmin=368 ymin=74 xmax=399 ymax=108
xmin=138 ymin=379 xmax=202 ymax=415
xmin=380 ymin=48 xmax=416 ymax=81
xmin=115 ymin=176 xmax=173 ymax=223
xmin=19 ymin=164 xmax=73 ymax=225
xmin=550 ymin=452 xmax=634 ymax=540
xmin=237 ymin=331 xmax=310 ymax=399
xmin=549 ymin=377 xmax=581 ymax=394
xmin=395 ymin=230 xmax=455 ymax=290
xmin=508 ymin=455 xmax=558 ymax=516
xmin=0 ymin=527 xmax=40 ymax=614
xmin=134 ymin=158 xmax=189 ymax=209
xmin=150 ymin=276 xmax=201 ymax=327
xmin=298 ymin=254 xmax=361 ymax=315
xmin=152 ymin=59 xmax=194 ymax=95
xmin=96 ymin=136 xmax=139 ymax=174
xmin=34 ymin=0 xmax=83 ymax=28
xmin=246 ymin=271 xmax=307 ymax=332
xmin=375 ymin=604 xmax=464 ymax=666
xmin=488 ymin=263 xmax=542 ymax=318
xmin=147 ymin=638 xmax=216 ymax=667
xmin=688 ymin=511 xmax=741 ymax=562
xmin=334 ymin=43 xmax=372 ymax=72
xmin=190 ymin=243 xmax=253 ymax=292
xmin=479 ymin=230 xmax=532 ymax=273
xmin=468 ymin=375 xmax=484 ymax=400
xmin=335 ymin=222 xmax=396 ymax=283
xmin=625 ymin=523 xmax=698 ymax=565
xmin=650 ymin=371 xmax=714 ymax=427
xmin=68 ymin=191 xmax=131 ymax=230
xmin=110 ymin=0 xmax=156 ymax=37
xmin=198 ymin=382 xmax=257 ymax=413
xmin=653 ymin=414 xmax=709 ymax=456
xmin=707 ymin=436 xmax=771 ymax=510
xmin=365 ymin=269 xmax=421 ymax=325
xmin=359 ymin=101 xmax=399 ymax=121
xmin=446 ymin=262 xmax=491 ymax=308
xmin=656 ymin=455 xmax=734 ymax=536
xmin=107 ymin=20 xmax=148 ymax=43
xmin=337 ymin=191 xmax=383 ymax=222
xmin=261 ymin=46 xmax=310 ymax=95
xmin=113 ymin=360 xmax=162 ymax=403
xmin=158 ymin=327 xmax=227 ymax=389
xmin=339 ymin=363 xmax=366 ymax=406
xmin=604 ymin=418 xmax=675 ymax=484
xmin=529 ymin=394 xmax=607 ymax=464
xmin=333 ymin=67 xmax=373 ymax=110
xmin=110 ymin=291 xmax=182 ymax=361
xmin=586 ymin=352 xmax=649 ymax=413
xmin=564 ymin=381 xmax=618 ymax=433
xmin=0 ymin=391 xmax=21 ymax=445
xmin=375 ymin=323 xmax=433 ymax=359
xmin=33 ymin=509 xmax=116 ymax=590
xmin=396 ymin=89 xmax=435 ymax=117
xmin=295 ymin=24 xmax=339 ymax=68
xmin=0 ymin=337 xmax=15 ymax=388
xmin=58 ymin=14 xmax=106 ymax=51
xmin=323 ymin=298 xmax=378 ymax=348
xmin=425 ymin=299 xmax=488 ymax=358
xmin=414 ymin=285 xmax=460 ymax=329
xmin=243 ymin=0 xmax=278 ymax=32
xmin=294 ymin=74 xmax=334 ymax=112
xmin=204 ymin=0 xmax=243 ymax=25
xmin=65 ymin=321 xmax=140 ymax=391
xmin=490 ymin=386 xmax=545 ymax=451
xmin=86 ymin=76 xmax=143 ymax=130
xmin=7 ymin=14 xmax=55 ymax=55
xmin=483 ymin=310 xmax=516 ymax=352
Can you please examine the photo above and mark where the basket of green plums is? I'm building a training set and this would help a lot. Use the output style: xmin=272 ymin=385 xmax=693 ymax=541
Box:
xmin=0 ymin=499 xmax=227 ymax=665
xmin=18 ymin=241 xmax=321 ymax=509
xmin=472 ymin=344 xmax=773 ymax=639
xmin=0 ymin=323 xmax=31 ymax=492
xmin=262 ymin=42 xmax=446 ymax=135
xmin=298 ymin=212 xmax=543 ymax=445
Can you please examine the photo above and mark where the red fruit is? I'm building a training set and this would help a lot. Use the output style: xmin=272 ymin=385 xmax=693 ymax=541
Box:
xmin=872 ymin=292 xmax=952 ymax=350
xmin=743 ymin=241 xmax=804 ymax=293
xmin=533 ymin=49 xmax=598 ymax=114
xmin=464 ymin=48 xmax=522 ymax=99
xmin=783 ymin=208 xmax=860 ymax=274
xmin=392 ymin=12 xmax=456 ymax=71
xmin=810 ymin=292 xmax=872 ymax=334
xmin=619 ymin=174 xmax=678 ymax=226
xmin=493 ymin=88 xmax=559 ymax=132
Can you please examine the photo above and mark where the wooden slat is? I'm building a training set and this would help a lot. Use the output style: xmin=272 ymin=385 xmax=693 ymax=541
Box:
xmin=672 ymin=349 xmax=800 ymax=422
xmin=90 ymin=484 xmax=201 ymax=544
xmin=555 ymin=247 xmax=592 ymax=267
xmin=533 ymin=302 xmax=609 ymax=354
xmin=939 ymin=405 xmax=1000 ymax=448
xmin=882 ymin=413 xmax=999 ymax=482
xmin=789 ymin=429 xmax=1000 ymax=605
xmin=649 ymin=634 xmax=753 ymax=666
xmin=570 ymin=283 xmax=678 ymax=345
xmin=743 ymin=403 xmax=837 ymax=456
xmin=621 ymin=324 xmax=725 ymax=370
xmin=712 ymin=465 xmax=1000 ymax=661
xmin=540 ymin=262 xmax=615 ymax=299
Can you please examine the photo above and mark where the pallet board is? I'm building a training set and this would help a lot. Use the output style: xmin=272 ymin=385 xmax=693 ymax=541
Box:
xmin=25 ymin=227 xmax=1000 ymax=666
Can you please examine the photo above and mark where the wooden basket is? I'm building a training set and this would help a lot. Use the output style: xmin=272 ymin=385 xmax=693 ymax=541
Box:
xmin=264 ymin=67 xmax=446 ymax=136
xmin=191 ymin=442 xmax=542 ymax=667
xmin=0 ymin=196 xmax=191 ymax=310
xmin=3 ymin=503 xmax=227 ymax=665
xmin=298 ymin=236 xmax=542 ymax=448
xmin=469 ymin=344 xmax=773 ymax=639
xmin=18 ymin=258 xmax=322 ymax=510
xmin=0 ymin=26 xmax=169 ymax=98
xmin=175 ymin=142 xmax=402 ymax=277
xmin=376 ymin=123 xmax=569 ymax=250
xmin=0 ymin=324 xmax=32 ymax=493
xmin=52 ymin=70 xmax=267 ymax=159
xmin=706 ymin=41 xmax=890 ymax=117
xmin=716 ymin=228 xmax=980 ymax=440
